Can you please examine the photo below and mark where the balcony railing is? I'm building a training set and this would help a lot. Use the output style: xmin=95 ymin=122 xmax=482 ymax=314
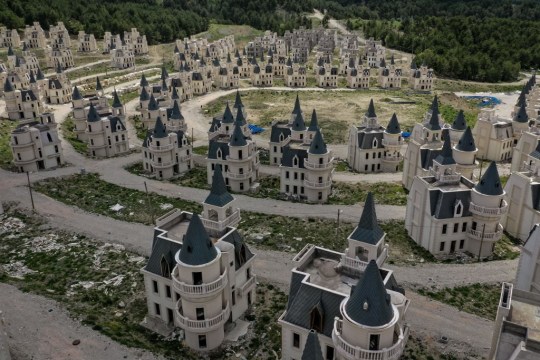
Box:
xmin=332 ymin=318 xmax=408 ymax=360
xmin=151 ymin=160 xmax=174 ymax=168
xmin=467 ymin=224 xmax=503 ymax=242
xmin=201 ymin=210 xmax=241 ymax=232
xmin=10 ymin=142 xmax=34 ymax=149
xmin=148 ymin=143 xmax=174 ymax=151
xmin=340 ymin=247 xmax=388 ymax=273
xmin=172 ymin=267 xmax=228 ymax=298
xmin=382 ymin=139 xmax=404 ymax=147
xmin=227 ymin=171 xmax=252 ymax=180
xmin=175 ymin=300 xmax=230 ymax=333
xmin=239 ymin=275 xmax=256 ymax=297
xmin=304 ymin=158 xmax=334 ymax=170
xmin=304 ymin=179 xmax=332 ymax=189
xmin=469 ymin=201 xmax=508 ymax=216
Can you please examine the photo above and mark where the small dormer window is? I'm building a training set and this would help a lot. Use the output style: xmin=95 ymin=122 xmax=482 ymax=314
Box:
xmin=293 ymin=156 xmax=298 ymax=167
xmin=217 ymin=148 xmax=222 ymax=159
xmin=454 ymin=200 xmax=463 ymax=217
xmin=279 ymin=133 xmax=284 ymax=142
xmin=372 ymin=138 xmax=378 ymax=148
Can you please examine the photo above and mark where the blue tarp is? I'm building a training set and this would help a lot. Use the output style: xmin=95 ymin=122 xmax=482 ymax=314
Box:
xmin=248 ymin=124 xmax=265 ymax=134
xmin=402 ymin=132 xmax=411 ymax=138
xmin=462 ymin=95 xmax=502 ymax=107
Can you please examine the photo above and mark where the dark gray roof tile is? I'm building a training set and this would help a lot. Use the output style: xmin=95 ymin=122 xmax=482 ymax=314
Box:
xmin=179 ymin=214 xmax=218 ymax=266
xmin=349 ymin=192 xmax=384 ymax=244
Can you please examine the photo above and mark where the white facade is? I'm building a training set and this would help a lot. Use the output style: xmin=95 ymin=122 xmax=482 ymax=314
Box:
xmin=85 ymin=104 xmax=130 ymax=158
xmin=3 ymin=79 xmax=44 ymax=121
xmin=24 ymin=22 xmax=46 ymax=49
xmin=78 ymin=31 xmax=98 ymax=52
xmin=0 ymin=27 xmax=21 ymax=48
xmin=409 ymin=63 xmax=434 ymax=91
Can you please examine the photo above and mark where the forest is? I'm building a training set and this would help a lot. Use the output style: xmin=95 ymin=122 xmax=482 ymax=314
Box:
xmin=2 ymin=0 xmax=540 ymax=82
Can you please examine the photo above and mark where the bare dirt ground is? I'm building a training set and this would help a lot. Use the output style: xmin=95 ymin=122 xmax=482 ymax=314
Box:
xmin=0 ymin=283 xmax=164 ymax=360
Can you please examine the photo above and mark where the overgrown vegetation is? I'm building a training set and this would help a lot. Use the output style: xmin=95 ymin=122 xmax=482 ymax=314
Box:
xmin=60 ymin=116 xmax=87 ymax=155
xmin=0 ymin=119 xmax=17 ymax=170
xmin=129 ymin=115 xmax=147 ymax=141
xmin=418 ymin=283 xmax=501 ymax=320
xmin=330 ymin=182 xmax=408 ymax=205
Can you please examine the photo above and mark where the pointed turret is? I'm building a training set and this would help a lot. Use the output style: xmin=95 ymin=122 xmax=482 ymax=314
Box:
xmin=161 ymin=66 xmax=168 ymax=80
xmin=292 ymin=94 xmax=302 ymax=115
xmin=516 ymin=91 xmax=526 ymax=107
xmin=308 ymin=109 xmax=319 ymax=131
xmin=386 ymin=113 xmax=401 ymax=134
xmin=22 ymin=42 xmax=28 ymax=52
xmin=7 ymin=46 xmax=13 ymax=56
xmin=233 ymin=90 xmax=243 ymax=110
xmin=410 ymin=59 xmax=417 ymax=70
xmin=178 ymin=214 xmax=218 ymax=266
xmin=95 ymin=77 xmax=103 ymax=91
xmin=292 ymin=110 xmax=306 ymax=131
xmin=380 ymin=58 xmax=386 ymax=68
xmin=229 ymin=123 xmax=247 ymax=147
xmin=153 ymin=116 xmax=167 ymax=138
xmin=140 ymin=87 xmax=150 ymax=101
xmin=148 ymin=94 xmax=158 ymax=111
xmin=222 ymin=102 xmax=234 ymax=124
xmin=452 ymin=110 xmax=467 ymax=130
xmin=309 ymin=128 xmax=327 ymax=155
xmin=169 ymin=100 xmax=183 ymax=120
xmin=36 ymin=68 xmax=45 ymax=80
xmin=4 ymin=78 xmax=14 ymax=92
xmin=140 ymin=73 xmax=149 ymax=87
xmin=390 ymin=53 xmax=395 ymax=65
xmin=29 ymin=71 xmax=37 ymax=84
xmin=227 ymin=53 xmax=232 ymax=63
xmin=426 ymin=103 xmax=441 ymax=131
xmin=345 ymin=260 xmax=394 ymax=326
xmin=349 ymin=193 xmax=384 ymax=244
xmin=235 ymin=106 xmax=247 ymax=127
xmin=366 ymin=99 xmax=377 ymax=118
xmin=72 ymin=86 xmax=83 ymax=100
xmin=455 ymin=127 xmax=476 ymax=152
xmin=475 ymin=161 xmax=503 ymax=196
xmin=301 ymin=330 xmax=324 ymax=360
xmin=205 ymin=165 xmax=234 ymax=207
xmin=87 ymin=104 xmax=101 ymax=122
xmin=171 ymin=86 xmax=179 ymax=100
xmin=56 ymin=62 xmax=63 ymax=73
xmin=514 ymin=102 xmax=529 ymax=123
xmin=112 ymin=90 xmax=122 ymax=108
xmin=435 ymin=135 xmax=456 ymax=165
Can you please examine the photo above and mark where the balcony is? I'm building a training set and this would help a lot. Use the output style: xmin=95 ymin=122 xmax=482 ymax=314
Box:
xmin=332 ymin=318 xmax=408 ymax=360
xmin=201 ymin=210 xmax=241 ymax=232
xmin=304 ymin=179 xmax=332 ymax=189
xmin=11 ymin=142 xmax=34 ymax=149
xmin=239 ymin=275 xmax=256 ymax=297
xmin=382 ymin=139 xmax=404 ymax=147
xmin=467 ymin=224 xmax=503 ymax=242
xmin=14 ymin=157 xmax=38 ymax=165
xmin=172 ymin=267 xmax=228 ymax=298
xmin=148 ymin=143 xmax=174 ymax=152
xmin=227 ymin=171 xmax=252 ymax=180
xmin=175 ymin=300 xmax=230 ymax=333
xmin=151 ymin=160 xmax=174 ymax=168
xmin=469 ymin=201 xmax=508 ymax=217
xmin=304 ymin=158 xmax=334 ymax=170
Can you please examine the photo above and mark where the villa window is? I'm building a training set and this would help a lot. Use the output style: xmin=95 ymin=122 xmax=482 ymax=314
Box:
xmin=462 ymin=222 xmax=467 ymax=232
xmin=453 ymin=223 xmax=459 ymax=233
xmin=459 ymin=240 xmax=465 ymax=249
xmin=440 ymin=242 xmax=445 ymax=252
xmin=369 ymin=334 xmax=380 ymax=350
xmin=310 ymin=307 xmax=324 ymax=333
xmin=198 ymin=335 xmax=207 ymax=349
xmin=293 ymin=333 xmax=300 ymax=348
xmin=326 ymin=346 xmax=335 ymax=360
xmin=165 ymin=285 xmax=171 ymax=298
xmin=160 ymin=256 xmax=170 ymax=278
xmin=442 ymin=224 xmax=447 ymax=235
xmin=154 ymin=303 xmax=161 ymax=316
xmin=152 ymin=280 xmax=158 ymax=294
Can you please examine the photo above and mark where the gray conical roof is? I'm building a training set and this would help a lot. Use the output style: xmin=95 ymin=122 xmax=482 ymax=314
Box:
xmin=169 ymin=100 xmax=183 ymax=120
xmin=36 ymin=68 xmax=45 ymax=80
xmin=235 ymin=106 xmax=247 ymax=126
xmin=152 ymin=116 xmax=167 ymax=138
xmin=56 ymin=62 xmax=63 ymax=73
xmin=366 ymin=99 xmax=377 ymax=118
xmin=301 ymin=330 xmax=324 ymax=360
xmin=222 ymin=102 xmax=234 ymax=124
xmin=308 ymin=109 xmax=319 ymax=131
xmin=475 ymin=161 xmax=503 ymax=196
xmin=3 ymin=78 xmax=14 ymax=92
xmin=72 ymin=86 xmax=83 ymax=100
xmin=22 ymin=42 xmax=28 ymax=52
xmin=430 ymin=95 xmax=439 ymax=113
xmin=292 ymin=94 xmax=302 ymax=115
xmin=140 ymin=87 xmax=150 ymax=101
xmin=140 ymin=74 xmax=149 ymax=87
xmin=309 ymin=128 xmax=327 ymax=155
xmin=148 ymin=94 xmax=159 ymax=111
xmin=229 ymin=123 xmax=247 ymax=146
xmin=171 ymin=86 xmax=179 ymax=100
xmin=380 ymin=58 xmax=386 ymax=68
xmin=112 ymin=90 xmax=122 ymax=108
xmin=516 ymin=91 xmax=526 ymax=107
xmin=87 ymin=104 xmax=101 ymax=122
xmin=452 ymin=110 xmax=467 ymax=130
xmin=292 ymin=110 xmax=306 ymax=131
xmin=426 ymin=103 xmax=441 ymax=131
xmin=178 ymin=214 xmax=218 ymax=266
xmin=349 ymin=192 xmax=384 ymax=244
xmin=7 ymin=46 xmax=14 ymax=56
xmin=29 ymin=71 xmax=37 ymax=84
xmin=345 ymin=260 xmax=394 ymax=327
xmin=161 ymin=66 xmax=168 ymax=80
xmin=390 ymin=54 xmax=395 ymax=65
xmin=514 ymin=102 xmax=529 ymax=123
xmin=410 ymin=60 xmax=417 ymax=70
xmin=233 ymin=90 xmax=243 ymax=109
xmin=96 ymin=77 xmax=103 ymax=91
xmin=205 ymin=165 xmax=234 ymax=207
xmin=455 ymin=127 xmax=476 ymax=152
xmin=386 ymin=113 xmax=401 ymax=134
xmin=435 ymin=135 xmax=456 ymax=165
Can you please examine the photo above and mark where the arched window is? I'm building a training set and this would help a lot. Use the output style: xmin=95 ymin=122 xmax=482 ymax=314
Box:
xmin=160 ymin=255 xmax=170 ymax=278
xmin=454 ymin=200 xmax=463 ymax=217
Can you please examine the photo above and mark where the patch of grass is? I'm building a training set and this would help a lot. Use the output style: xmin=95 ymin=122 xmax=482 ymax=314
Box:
xmin=417 ymin=283 xmax=501 ymax=320
xmin=34 ymin=173 xmax=201 ymax=225
xmin=68 ymin=62 xmax=111 ymax=81
xmin=381 ymin=220 xmax=437 ymax=264
xmin=439 ymin=104 xmax=477 ymax=128
xmin=491 ymin=233 xmax=521 ymax=261
xmin=129 ymin=115 xmax=147 ymax=140
xmin=334 ymin=159 xmax=350 ymax=172
xmin=500 ymin=174 xmax=509 ymax=187
xmin=329 ymin=182 xmax=408 ymax=206
xmin=193 ymin=145 xmax=209 ymax=156
xmin=0 ymin=206 xmax=197 ymax=359
xmin=60 ymin=116 xmax=87 ymax=155
xmin=119 ymin=89 xmax=140 ymax=105
xmin=258 ymin=148 xmax=270 ymax=165
xmin=0 ymin=119 xmax=17 ymax=170
xmin=437 ymin=79 xmax=523 ymax=93
xmin=403 ymin=332 xmax=477 ymax=359
xmin=171 ymin=166 xmax=209 ymax=189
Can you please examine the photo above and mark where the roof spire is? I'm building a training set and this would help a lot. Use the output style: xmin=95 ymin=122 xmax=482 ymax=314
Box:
xmin=148 ymin=93 xmax=158 ymax=111
xmin=455 ymin=126 xmax=476 ymax=152
xmin=229 ymin=122 xmax=247 ymax=147
xmin=153 ymin=116 xmax=167 ymax=138
xmin=140 ymin=73 xmax=149 ymax=87
xmin=349 ymin=192 xmax=384 ymax=244
xmin=205 ymin=165 xmax=234 ymax=207
xmin=96 ymin=77 xmax=103 ymax=91
xmin=434 ymin=134 xmax=456 ymax=165
xmin=178 ymin=214 xmax=218 ymax=266
xmin=72 ymin=86 xmax=83 ymax=100
xmin=87 ymin=103 xmax=101 ymax=122
xmin=308 ymin=109 xmax=319 ymax=131
xmin=301 ymin=330 xmax=324 ymax=360
xmin=112 ymin=90 xmax=123 ymax=108
xmin=514 ymin=102 xmax=529 ymax=123
xmin=292 ymin=93 xmax=302 ymax=115
xmin=475 ymin=161 xmax=503 ymax=196
xmin=366 ymin=99 xmax=377 ymax=118
xmin=386 ymin=113 xmax=401 ymax=134
xmin=309 ymin=128 xmax=327 ymax=155
xmin=452 ymin=110 xmax=467 ymax=131
xmin=169 ymin=100 xmax=184 ymax=120
xmin=233 ymin=90 xmax=243 ymax=109
xmin=3 ymin=78 xmax=14 ymax=92
xmin=222 ymin=102 xmax=234 ymax=123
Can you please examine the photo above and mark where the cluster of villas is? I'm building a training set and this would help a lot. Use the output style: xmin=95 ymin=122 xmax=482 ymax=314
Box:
xmin=1 ymin=22 xmax=148 ymax=70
